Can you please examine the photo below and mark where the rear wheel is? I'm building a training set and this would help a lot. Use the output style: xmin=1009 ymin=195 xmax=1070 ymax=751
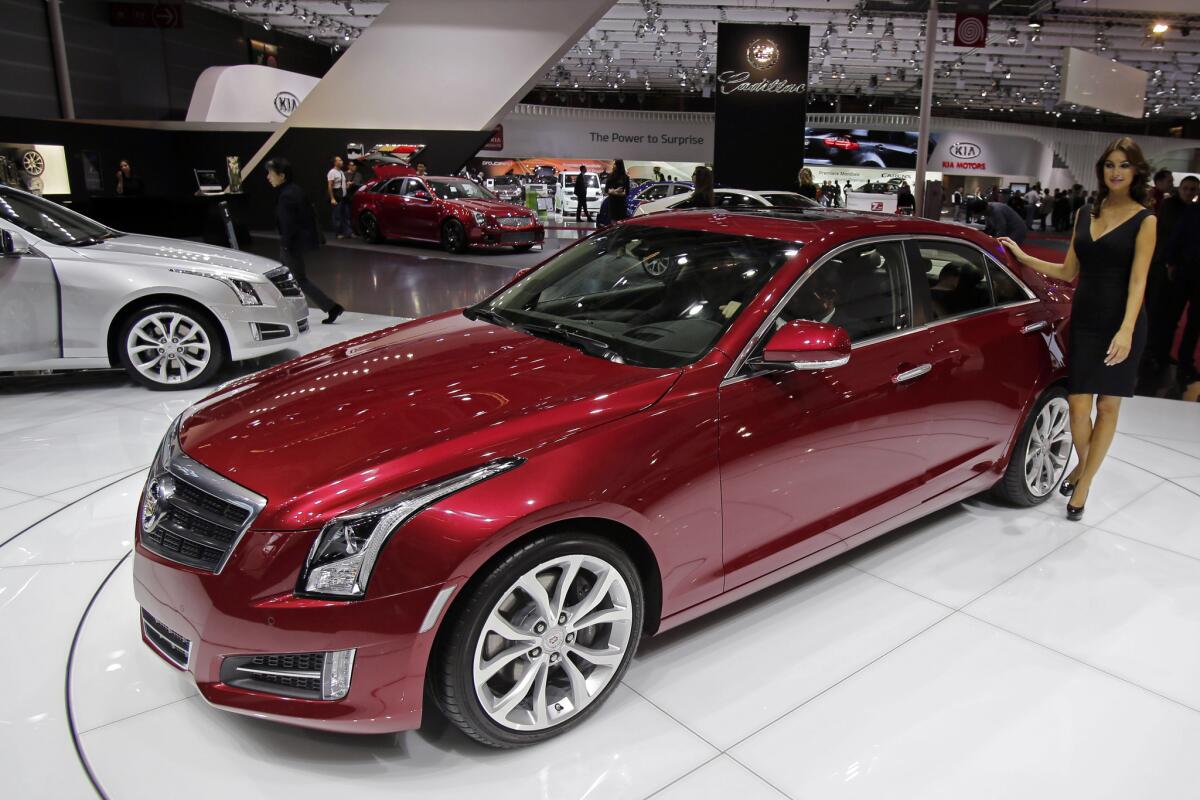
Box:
xmin=359 ymin=212 xmax=381 ymax=243
xmin=432 ymin=534 xmax=644 ymax=748
xmin=117 ymin=303 xmax=225 ymax=390
xmin=441 ymin=219 xmax=467 ymax=253
xmin=993 ymin=386 xmax=1071 ymax=506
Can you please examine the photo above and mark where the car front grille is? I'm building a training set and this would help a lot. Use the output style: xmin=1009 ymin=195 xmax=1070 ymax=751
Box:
xmin=501 ymin=230 xmax=537 ymax=244
xmin=142 ymin=609 xmax=192 ymax=669
xmin=297 ymin=318 xmax=310 ymax=333
xmin=139 ymin=436 xmax=265 ymax=574
xmin=497 ymin=216 xmax=533 ymax=228
xmin=265 ymin=266 xmax=303 ymax=298
xmin=220 ymin=652 xmax=327 ymax=699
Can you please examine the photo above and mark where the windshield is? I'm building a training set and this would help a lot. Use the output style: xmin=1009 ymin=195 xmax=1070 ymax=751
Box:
xmin=475 ymin=225 xmax=797 ymax=368
xmin=0 ymin=187 xmax=116 ymax=246
xmin=762 ymin=193 xmax=817 ymax=208
xmin=492 ymin=176 xmax=521 ymax=186
xmin=428 ymin=179 xmax=495 ymax=200
xmin=564 ymin=173 xmax=601 ymax=189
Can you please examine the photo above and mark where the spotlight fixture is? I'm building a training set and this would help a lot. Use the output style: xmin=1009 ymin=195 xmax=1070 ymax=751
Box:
xmin=1027 ymin=14 xmax=1043 ymax=29
xmin=1007 ymin=26 xmax=1020 ymax=45
xmin=865 ymin=17 xmax=874 ymax=35
xmin=788 ymin=8 xmax=798 ymax=24
xmin=883 ymin=19 xmax=894 ymax=40
xmin=1152 ymin=22 xmax=1169 ymax=35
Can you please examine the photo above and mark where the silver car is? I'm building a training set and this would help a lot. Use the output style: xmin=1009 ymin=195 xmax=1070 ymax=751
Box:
xmin=0 ymin=186 xmax=309 ymax=389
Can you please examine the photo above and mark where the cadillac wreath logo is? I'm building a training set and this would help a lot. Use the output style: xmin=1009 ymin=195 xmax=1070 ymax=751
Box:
xmin=746 ymin=38 xmax=780 ymax=70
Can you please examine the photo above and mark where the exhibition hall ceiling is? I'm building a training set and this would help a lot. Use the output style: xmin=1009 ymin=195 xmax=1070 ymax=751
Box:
xmin=192 ymin=0 xmax=1200 ymax=121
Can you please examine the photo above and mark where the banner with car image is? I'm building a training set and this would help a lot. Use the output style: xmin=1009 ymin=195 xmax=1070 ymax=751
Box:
xmin=0 ymin=144 xmax=70 ymax=196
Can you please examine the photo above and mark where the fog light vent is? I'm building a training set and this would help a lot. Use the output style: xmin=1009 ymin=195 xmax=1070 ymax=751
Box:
xmin=219 ymin=649 xmax=356 ymax=701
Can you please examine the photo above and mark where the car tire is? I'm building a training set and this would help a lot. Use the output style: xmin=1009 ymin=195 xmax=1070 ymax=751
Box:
xmin=441 ymin=219 xmax=468 ymax=253
xmin=117 ymin=303 xmax=225 ymax=391
xmin=992 ymin=385 xmax=1071 ymax=506
xmin=432 ymin=533 xmax=644 ymax=749
xmin=359 ymin=212 xmax=381 ymax=243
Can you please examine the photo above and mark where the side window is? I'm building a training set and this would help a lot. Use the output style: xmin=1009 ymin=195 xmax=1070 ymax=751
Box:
xmin=778 ymin=240 xmax=910 ymax=343
xmin=381 ymin=179 xmax=403 ymax=195
xmin=988 ymin=259 xmax=1028 ymax=305
xmin=716 ymin=192 xmax=766 ymax=209
xmin=673 ymin=184 xmax=692 ymax=196
xmin=642 ymin=185 xmax=671 ymax=201
xmin=401 ymin=178 xmax=424 ymax=196
xmin=914 ymin=240 xmax=992 ymax=320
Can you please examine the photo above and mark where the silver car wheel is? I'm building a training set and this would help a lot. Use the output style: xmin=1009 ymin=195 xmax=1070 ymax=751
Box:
xmin=126 ymin=311 xmax=212 ymax=385
xmin=472 ymin=554 xmax=633 ymax=732
xmin=1024 ymin=396 xmax=1071 ymax=497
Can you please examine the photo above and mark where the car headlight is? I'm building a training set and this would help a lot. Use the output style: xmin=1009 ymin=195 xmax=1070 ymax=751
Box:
xmin=472 ymin=211 xmax=488 ymax=226
xmin=300 ymin=458 xmax=523 ymax=599
xmin=169 ymin=268 xmax=262 ymax=306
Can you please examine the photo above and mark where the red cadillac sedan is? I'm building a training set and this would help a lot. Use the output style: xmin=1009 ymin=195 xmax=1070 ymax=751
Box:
xmin=352 ymin=174 xmax=544 ymax=253
xmin=134 ymin=208 xmax=1073 ymax=748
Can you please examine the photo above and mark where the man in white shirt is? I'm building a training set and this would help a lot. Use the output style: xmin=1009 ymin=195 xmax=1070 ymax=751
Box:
xmin=1023 ymin=185 xmax=1042 ymax=231
xmin=327 ymin=156 xmax=352 ymax=239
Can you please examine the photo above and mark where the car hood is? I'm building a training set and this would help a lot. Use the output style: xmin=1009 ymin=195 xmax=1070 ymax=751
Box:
xmin=75 ymin=233 xmax=280 ymax=278
xmin=179 ymin=311 xmax=680 ymax=530
xmin=450 ymin=198 xmax=536 ymax=218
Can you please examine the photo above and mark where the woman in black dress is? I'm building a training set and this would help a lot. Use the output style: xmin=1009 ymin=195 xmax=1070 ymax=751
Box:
xmin=603 ymin=159 xmax=632 ymax=224
xmin=999 ymin=137 xmax=1156 ymax=520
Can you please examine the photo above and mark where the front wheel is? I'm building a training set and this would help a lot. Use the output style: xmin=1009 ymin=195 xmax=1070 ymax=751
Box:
xmin=441 ymin=219 xmax=468 ymax=253
xmin=432 ymin=534 xmax=644 ymax=748
xmin=359 ymin=212 xmax=381 ymax=243
xmin=993 ymin=385 xmax=1071 ymax=506
xmin=117 ymin=303 xmax=225 ymax=390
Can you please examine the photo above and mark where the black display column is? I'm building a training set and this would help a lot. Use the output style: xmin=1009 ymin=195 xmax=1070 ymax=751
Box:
xmin=713 ymin=23 xmax=810 ymax=191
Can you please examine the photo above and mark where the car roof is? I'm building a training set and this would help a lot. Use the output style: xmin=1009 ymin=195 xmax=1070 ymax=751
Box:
xmin=622 ymin=208 xmax=1006 ymax=255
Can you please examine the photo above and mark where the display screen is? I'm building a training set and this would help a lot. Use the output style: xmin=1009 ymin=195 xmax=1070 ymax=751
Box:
xmin=803 ymin=128 xmax=938 ymax=170
xmin=0 ymin=144 xmax=71 ymax=196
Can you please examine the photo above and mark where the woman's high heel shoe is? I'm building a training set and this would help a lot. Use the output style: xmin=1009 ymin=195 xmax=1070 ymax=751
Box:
xmin=1060 ymin=479 xmax=1075 ymax=497
xmin=1066 ymin=503 xmax=1085 ymax=521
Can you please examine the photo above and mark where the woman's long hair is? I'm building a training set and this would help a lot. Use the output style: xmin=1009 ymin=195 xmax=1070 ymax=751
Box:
xmin=798 ymin=167 xmax=815 ymax=187
xmin=609 ymin=159 xmax=628 ymax=185
xmin=1092 ymin=136 xmax=1150 ymax=217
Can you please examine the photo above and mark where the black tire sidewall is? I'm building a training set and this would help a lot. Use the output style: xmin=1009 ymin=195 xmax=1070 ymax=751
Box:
xmin=441 ymin=219 xmax=467 ymax=253
xmin=117 ymin=303 xmax=225 ymax=391
xmin=360 ymin=212 xmax=380 ymax=243
xmin=436 ymin=534 xmax=644 ymax=748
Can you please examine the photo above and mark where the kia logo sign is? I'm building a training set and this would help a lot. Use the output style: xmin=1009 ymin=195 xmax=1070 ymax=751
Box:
xmin=949 ymin=142 xmax=981 ymax=159
xmin=274 ymin=91 xmax=299 ymax=117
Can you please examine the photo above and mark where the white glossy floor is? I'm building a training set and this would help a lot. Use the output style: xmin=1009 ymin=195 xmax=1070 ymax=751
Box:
xmin=3 ymin=316 xmax=1200 ymax=799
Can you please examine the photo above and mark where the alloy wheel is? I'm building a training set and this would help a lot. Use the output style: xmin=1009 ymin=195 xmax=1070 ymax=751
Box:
xmin=471 ymin=554 xmax=633 ymax=732
xmin=125 ymin=311 xmax=212 ymax=385
xmin=1024 ymin=396 xmax=1071 ymax=497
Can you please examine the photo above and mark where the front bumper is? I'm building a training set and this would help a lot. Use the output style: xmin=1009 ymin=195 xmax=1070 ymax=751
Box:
xmin=133 ymin=531 xmax=444 ymax=734
xmin=217 ymin=296 xmax=309 ymax=361
xmin=469 ymin=223 xmax=545 ymax=249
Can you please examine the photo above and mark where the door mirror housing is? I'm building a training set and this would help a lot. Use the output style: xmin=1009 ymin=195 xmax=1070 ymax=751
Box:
xmin=1 ymin=229 xmax=32 ymax=256
xmin=413 ymin=191 xmax=431 ymax=201
xmin=753 ymin=319 xmax=852 ymax=371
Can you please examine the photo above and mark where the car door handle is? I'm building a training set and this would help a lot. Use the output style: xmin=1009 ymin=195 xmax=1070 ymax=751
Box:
xmin=892 ymin=364 xmax=932 ymax=384
xmin=1021 ymin=320 xmax=1049 ymax=334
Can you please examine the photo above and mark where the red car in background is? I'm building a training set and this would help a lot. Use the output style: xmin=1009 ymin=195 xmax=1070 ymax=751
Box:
xmin=134 ymin=209 xmax=1072 ymax=749
xmin=352 ymin=175 xmax=544 ymax=253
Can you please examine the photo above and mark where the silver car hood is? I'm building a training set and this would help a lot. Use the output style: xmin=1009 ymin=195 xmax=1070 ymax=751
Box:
xmin=74 ymin=234 xmax=281 ymax=279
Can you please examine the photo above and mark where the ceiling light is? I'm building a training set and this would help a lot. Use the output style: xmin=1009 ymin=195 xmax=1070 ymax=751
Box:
xmin=1152 ymin=22 xmax=1169 ymax=35
xmin=1027 ymin=14 xmax=1043 ymax=29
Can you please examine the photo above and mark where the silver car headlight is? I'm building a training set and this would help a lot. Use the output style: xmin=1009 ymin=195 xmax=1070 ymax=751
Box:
xmin=170 ymin=268 xmax=262 ymax=306
xmin=300 ymin=458 xmax=523 ymax=599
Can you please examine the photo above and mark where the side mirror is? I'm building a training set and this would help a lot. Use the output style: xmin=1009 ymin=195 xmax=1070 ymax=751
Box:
xmin=754 ymin=319 xmax=851 ymax=371
xmin=413 ymin=191 xmax=432 ymax=201
xmin=1 ymin=229 xmax=32 ymax=256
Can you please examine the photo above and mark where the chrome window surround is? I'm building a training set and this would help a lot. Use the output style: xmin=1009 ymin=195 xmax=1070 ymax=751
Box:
xmin=721 ymin=233 xmax=1040 ymax=385
xmin=142 ymin=420 xmax=267 ymax=575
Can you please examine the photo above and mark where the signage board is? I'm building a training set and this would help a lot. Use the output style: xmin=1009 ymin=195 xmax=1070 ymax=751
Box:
xmin=714 ymin=22 xmax=809 ymax=190
xmin=109 ymin=2 xmax=183 ymax=28
xmin=1060 ymin=47 xmax=1148 ymax=120
xmin=483 ymin=126 xmax=504 ymax=151
xmin=186 ymin=65 xmax=320 ymax=123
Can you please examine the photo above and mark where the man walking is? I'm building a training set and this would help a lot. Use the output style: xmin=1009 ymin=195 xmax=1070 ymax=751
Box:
xmin=574 ymin=165 xmax=593 ymax=223
xmin=326 ymin=156 xmax=352 ymax=239
xmin=1023 ymin=184 xmax=1042 ymax=231
xmin=267 ymin=157 xmax=343 ymax=325
xmin=950 ymin=187 xmax=964 ymax=221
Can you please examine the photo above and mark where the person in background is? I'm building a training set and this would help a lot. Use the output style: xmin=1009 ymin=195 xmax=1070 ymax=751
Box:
xmin=797 ymin=168 xmax=818 ymax=200
xmin=1071 ymin=184 xmax=1086 ymax=218
xmin=574 ymin=164 xmax=593 ymax=223
xmin=831 ymin=180 xmax=841 ymax=208
xmin=345 ymin=160 xmax=364 ymax=199
xmin=604 ymin=159 xmax=631 ymax=223
xmin=415 ymin=162 xmax=428 ymax=177
xmin=266 ymin=157 xmax=343 ymax=325
xmin=652 ymin=166 xmax=664 ymax=182
xmin=970 ymin=197 xmax=1028 ymax=244
xmin=326 ymin=156 xmax=351 ymax=239
xmin=1023 ymin=184 xmax=1043 ymax=231
xmin=115 ymin=159 xmax=144 ymax=196
xmin=1152 ymin=176 xmax=1200 ymax=389
xmin=1150 ymin=168 xmax=1173 ymax=213
xmin=896 ymin=182 xmax=915 ymax=215
xmin=999 ymin=136 xmax=1156 ymax=521
xmin=1145 ymin=174 xmax=1198 ymax=378
xmin=1087 ymin=189 xmax=1098 ymax=206
xmin=691 ymin=165 xmax=715 ymax=208
xmin=950 ymin=187 xmax=964 ymax=222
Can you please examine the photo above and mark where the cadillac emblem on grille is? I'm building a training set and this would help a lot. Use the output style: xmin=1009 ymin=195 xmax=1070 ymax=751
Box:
xmin=141 ymin=475 xmax=175 ymax=533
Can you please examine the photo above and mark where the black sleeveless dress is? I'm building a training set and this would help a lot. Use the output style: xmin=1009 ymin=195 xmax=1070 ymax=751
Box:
xmin=1069 ymin=204 xmax=1152 ymax=397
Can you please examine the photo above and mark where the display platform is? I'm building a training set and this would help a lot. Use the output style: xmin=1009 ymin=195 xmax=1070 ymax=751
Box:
xmin=3 ymin=310 xmax=1200 ymax=799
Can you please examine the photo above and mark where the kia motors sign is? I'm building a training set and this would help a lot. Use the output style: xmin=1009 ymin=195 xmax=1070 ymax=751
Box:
xmin=187 ymin=65 xmax=319 ymax=123
xmin=949 ymin=142 xmax=981 ymax=159
xmin=274 ymin=92 xmax=300 ymax=118
xmin=483 ymin=125 xmax=504 ymax=151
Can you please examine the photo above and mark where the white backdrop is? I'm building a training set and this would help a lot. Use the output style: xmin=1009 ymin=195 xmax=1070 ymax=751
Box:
xmin=186 ymin=65 xmax=320 ymax=123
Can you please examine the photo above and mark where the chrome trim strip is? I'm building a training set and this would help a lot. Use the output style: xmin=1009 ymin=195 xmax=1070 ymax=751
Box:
xmin=235 ymin=666 xmax=322 ymax=680
xmin=1021 ymin=320 xmax=1050 ymax=334
xmin=141 ymin=612 xmax=191 ymax=670
xmin=420 ymin=585 xmax=457 ymax=633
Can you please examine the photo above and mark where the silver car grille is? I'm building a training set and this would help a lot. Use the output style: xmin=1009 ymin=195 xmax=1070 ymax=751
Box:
xmin=139 ymin=427 xmax=266 ymax=574
xmin=265 ymin=266 xmax=303 ymax=298
xmin=497 ymin=216 xmax=532 ymax=228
